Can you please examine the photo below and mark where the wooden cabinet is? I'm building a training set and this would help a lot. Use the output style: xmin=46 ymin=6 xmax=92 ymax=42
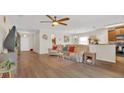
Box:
xmin=108 ymin=28 xmax=124 ymax=42
xmin=120 ymin=28 xmax=124 ymax=34
xmin=115 ymin=28 xmax=124 ymax=35
xmin=108 ymin=30 xmax=116 ymax=41
xmin=115 ymin=29 xmax=121 ymax=35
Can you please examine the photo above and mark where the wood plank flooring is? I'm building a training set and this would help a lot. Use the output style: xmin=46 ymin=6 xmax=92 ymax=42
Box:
xmin=16 ymin=51 xmax=124 ymax=78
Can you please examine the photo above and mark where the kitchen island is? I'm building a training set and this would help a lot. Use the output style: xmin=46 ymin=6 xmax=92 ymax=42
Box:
xmin=89 ymin=44 xmax=116 ymax=63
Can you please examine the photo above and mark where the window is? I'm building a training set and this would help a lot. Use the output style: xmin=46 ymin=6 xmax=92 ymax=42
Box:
xmin=79 ymin=36 xmax=89 ymax=45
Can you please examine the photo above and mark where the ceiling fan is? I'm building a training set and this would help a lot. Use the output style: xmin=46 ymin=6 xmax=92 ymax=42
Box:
xmin=40 ymin=15 xmax=70 ymax=26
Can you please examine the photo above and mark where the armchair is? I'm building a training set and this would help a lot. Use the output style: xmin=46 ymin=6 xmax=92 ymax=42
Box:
xmin=48 ymin=45 xmax=63 ymax=56
xmin=48 ymin=48 xmax=59 ymax=56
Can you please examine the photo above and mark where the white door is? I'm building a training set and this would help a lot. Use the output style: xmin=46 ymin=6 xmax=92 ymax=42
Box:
xmin=21 ymin=36 xmax=30 ymax=51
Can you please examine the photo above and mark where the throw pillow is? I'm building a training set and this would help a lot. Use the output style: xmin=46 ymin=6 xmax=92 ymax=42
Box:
xmin=63 ymin=46 xmax=67 ymax=52
xmin=68 ymin=46 xmax=75 ymax=53
xmin=52 ymin=45 xmax=57 ymax=50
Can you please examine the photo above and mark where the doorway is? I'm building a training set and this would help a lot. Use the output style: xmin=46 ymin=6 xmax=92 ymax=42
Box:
xmin=20 ymin=32 xmax=34 ymax=51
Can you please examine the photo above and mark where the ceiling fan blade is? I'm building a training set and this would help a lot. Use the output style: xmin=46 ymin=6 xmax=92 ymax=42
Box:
xmin=46 ymin=15 xmax=55 ymax=21
xmin=58 ymin=17 xmax=70 ymax=22
xmin=40 ymin=21 xmax=52 ymax=23
xmin=58 ymin=22 xmax=67 ymax=26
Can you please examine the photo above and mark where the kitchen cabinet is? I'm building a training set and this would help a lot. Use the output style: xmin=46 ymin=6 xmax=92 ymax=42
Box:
xmin=120 ymin=28 xmax=124 ymax=34
xmin=115 ymin=28 xmax=124 ymax=35
xmin=115 ymin=29 xmax=121 ymax=35
xmin=108 ymin=30 xmax=116 ymax=41
xmin=108 ymin=28 xmax=124 ymax=42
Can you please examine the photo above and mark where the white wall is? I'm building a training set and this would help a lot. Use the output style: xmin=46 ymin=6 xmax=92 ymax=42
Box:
xmin=34 ymin=31 xmax=40 ymax=53
xmin=0 ymin=16 xmax=10 ymax=53
xmin=0 ymin=27 xmax=5 ymax=52
xmin=71 ymin=28 xmax=109 ymax=44
xmin=19 ymin=30 xmax=41 ymax=53
xmin=55 ymin=32 xmax=72 ymax=45
xmin=39 ymin=31 xmax=50 ymax=54
xmin=38 ymin=30 xmax=72 ymax=54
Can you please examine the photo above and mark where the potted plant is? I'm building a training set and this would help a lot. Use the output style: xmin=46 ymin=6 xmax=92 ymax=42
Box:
xmin=0 ymin=60 xmax=15 ymax=78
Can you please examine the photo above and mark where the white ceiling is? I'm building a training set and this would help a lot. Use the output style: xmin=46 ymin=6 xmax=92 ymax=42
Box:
xmin=6 ymin=15 xmax=124 ymax=33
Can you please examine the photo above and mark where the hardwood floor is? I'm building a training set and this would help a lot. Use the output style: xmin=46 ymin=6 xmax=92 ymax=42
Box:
xmin=16 ymin=51 xmax=124 ymax=78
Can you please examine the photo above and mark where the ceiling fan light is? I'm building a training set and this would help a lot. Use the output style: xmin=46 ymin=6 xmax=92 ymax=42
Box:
xmin=52 ymin=21 xmax=59 ymax=26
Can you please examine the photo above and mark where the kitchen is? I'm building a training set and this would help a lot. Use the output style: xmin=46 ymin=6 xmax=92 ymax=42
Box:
xmin=108 ymin=26 xmax=124 ymax=57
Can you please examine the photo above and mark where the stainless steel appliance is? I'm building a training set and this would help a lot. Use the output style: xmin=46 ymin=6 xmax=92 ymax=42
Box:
xmin=115 ymin=43 xmax=124 ymax=56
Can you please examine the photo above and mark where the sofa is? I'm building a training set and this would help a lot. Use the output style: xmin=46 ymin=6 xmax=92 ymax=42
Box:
xmin=48 ymin=48 xmax=59 ymax=56
xmin=62 ymin=44 xmax=89 ymax=62
xmin=48 ymin=44 xmax=89 ymax=62
xmin=65 ymin=44 xmax=89 ymax=54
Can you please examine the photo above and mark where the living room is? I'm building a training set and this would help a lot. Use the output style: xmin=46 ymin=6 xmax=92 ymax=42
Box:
xmin=1 ymin=0 xmax=124 ymax=93
xmin=0 ymin=15 xmax=124 ymax=78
